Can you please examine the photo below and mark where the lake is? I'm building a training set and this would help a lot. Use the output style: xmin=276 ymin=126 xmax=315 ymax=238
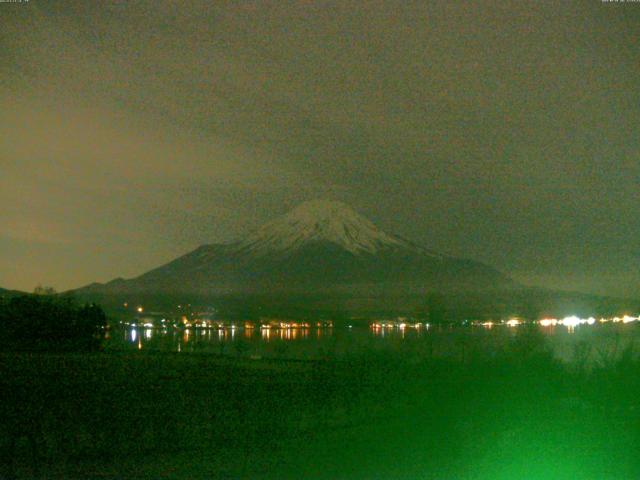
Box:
xmin=107 ymin=321 xmax=640 ymax=364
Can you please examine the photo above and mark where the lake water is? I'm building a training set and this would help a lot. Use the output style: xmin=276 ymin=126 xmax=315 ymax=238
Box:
xmin=106 ymin=322 xmax=640 ymax=364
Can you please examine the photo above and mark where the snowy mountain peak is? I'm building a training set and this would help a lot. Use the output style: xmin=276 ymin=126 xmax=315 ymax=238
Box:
xmin=237 ymin=200 xmax=410 ymax=255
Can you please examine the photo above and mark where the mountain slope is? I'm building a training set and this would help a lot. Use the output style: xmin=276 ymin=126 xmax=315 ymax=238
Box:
xmin=78 ymin=200 xmax=515 ymax=296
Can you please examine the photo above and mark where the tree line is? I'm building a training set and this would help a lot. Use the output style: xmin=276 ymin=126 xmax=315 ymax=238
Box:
xmin=0 ymin=287 xmax=107 ymax=352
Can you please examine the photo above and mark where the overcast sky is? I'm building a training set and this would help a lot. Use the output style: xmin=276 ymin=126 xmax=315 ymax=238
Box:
xmin=1 ymin=1 xmax=639 ymax=296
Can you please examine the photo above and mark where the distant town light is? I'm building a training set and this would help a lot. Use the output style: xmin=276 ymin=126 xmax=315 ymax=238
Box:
xmin=560 ymin=316 xmax=581 ymax=328
xmin=137 ymin=306 xmax=143 ymax=313
xmin=539 ymin=318 xmax=558 ymax=327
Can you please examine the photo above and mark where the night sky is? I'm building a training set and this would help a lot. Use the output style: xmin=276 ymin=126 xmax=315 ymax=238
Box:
xmin=1 ymin=1 xmax=639 ymax=297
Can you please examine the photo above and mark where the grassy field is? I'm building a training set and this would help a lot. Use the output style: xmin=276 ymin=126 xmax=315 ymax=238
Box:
xmin=1 ymin=329 xmax=640 ymax=479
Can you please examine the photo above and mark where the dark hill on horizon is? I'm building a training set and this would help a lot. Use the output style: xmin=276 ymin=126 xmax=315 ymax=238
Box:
xmin=0 ymin=287 xmax=26 ymax=298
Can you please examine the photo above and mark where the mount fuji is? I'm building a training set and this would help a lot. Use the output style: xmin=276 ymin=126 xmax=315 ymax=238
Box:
xmin=79 ymin=200 xmax=514 ymax=299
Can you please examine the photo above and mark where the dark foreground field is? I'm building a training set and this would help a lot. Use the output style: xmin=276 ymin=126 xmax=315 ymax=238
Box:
xmin=1 ymin=329 xmax=640 ymax=479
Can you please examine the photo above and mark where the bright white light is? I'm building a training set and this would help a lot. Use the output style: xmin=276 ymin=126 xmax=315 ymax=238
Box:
xmin=622 ymin=315 xmax=637 ymax=324
xmin=137 ymin=306 xmax=143 ymax=313
xmin=539 ymin=318 xmax=557 ymax=327
xmin=506 ymin=319 xmax=520 ymax=327
xmin=561 ymin=316 xmax=581 ymax=328
xmin=587 ymin=317 xmax=596 ymax=325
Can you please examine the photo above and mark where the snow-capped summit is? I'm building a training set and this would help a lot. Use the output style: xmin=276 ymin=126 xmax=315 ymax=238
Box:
xmin=237 ymin=199 xmax=410 ymax=255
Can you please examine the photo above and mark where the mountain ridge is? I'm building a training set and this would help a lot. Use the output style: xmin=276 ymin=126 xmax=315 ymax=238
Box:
xmin=77 ymin=200 xmax=515 ymax=296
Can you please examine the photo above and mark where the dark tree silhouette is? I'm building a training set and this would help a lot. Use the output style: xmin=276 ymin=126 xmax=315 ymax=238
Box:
xmin=0 ymin=292 xmax=107 ymax=352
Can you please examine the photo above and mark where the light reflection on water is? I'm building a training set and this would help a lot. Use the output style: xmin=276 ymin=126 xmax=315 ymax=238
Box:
xmin=111 ymin=322 xmax=640 ymax=364
xmin=261 ymin=328 xmax=271 ymax=341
